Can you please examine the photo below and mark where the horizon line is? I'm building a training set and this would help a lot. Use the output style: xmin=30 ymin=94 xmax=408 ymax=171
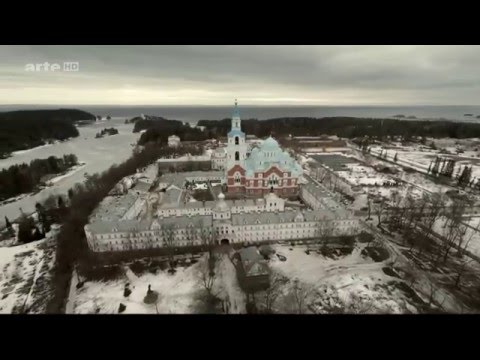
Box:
xmin=1 ymin=104 xmax=479 ymax=108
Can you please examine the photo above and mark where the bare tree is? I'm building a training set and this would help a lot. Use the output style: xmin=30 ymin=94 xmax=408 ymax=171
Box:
xmin=291 ymin=279 xmax=313 ymax=314
xmin=262 ymin=273 xmax=288 ymax=314
xmin=454 ymin=257 xmax=474 ymax=288
xmin=366 ymin=195 xmax=372 ymax=221
xmin=161 ymin=223 xmax=176 ymax=269
xmin=315 ymin=219 xmax=334 ymax=251
xmin=374 ymin=198 xmax=387 ymax=228
xmin=403 ymin=194 xmax=419 ymax=232
xmin=435 ymin=200 xmax=467 ymax=266
xmin=198 ymin=220 xmax=217 ymax=276
xmin=198 ymin=220 xmax=217 ymax=259
xmin=457 ymin=219 xmax=480 ymax=258
xmin=416 ymin=193 xmax=443 ymax=257
xmin=197 ymin=255 xmax=218 ymax=305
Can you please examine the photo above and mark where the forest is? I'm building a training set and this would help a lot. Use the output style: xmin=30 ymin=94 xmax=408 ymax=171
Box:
xmin=0 ymin=154 xmax=78 ymax=201
xmin=197 ymin=117 xmax=480 ymax=140
xmin=0 ymin=109 xmax=95 ymax=157
xmin=134 ymin=117 xmax=209 ymax=144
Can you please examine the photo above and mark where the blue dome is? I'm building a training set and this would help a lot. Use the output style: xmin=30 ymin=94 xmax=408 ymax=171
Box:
xmin=261 ymin=136 xmax=280 ymax=150
xmin=228 ymin=129 xmax=245 ymax=137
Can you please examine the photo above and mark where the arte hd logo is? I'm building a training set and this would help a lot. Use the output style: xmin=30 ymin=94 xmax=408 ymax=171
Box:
xmin=24 ymin=61 xmax=80 ymax=72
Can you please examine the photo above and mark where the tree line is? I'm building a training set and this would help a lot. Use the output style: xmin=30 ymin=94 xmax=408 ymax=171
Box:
xmin=0 ymin=154 xmax=78 ymax=201
xmin=133 ymin=117 xmax=211 ymax=144
xmin=197 ymin=117 xmax=480 ymax=140
xmin=0 ymin=109 xmax=95 ymax=157
xmin=375 ymin=191 xmax=477 ymax=289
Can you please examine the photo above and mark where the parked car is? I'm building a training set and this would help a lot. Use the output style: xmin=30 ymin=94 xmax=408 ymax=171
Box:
xmin=276 ymin=254 xmax=287 ymax=262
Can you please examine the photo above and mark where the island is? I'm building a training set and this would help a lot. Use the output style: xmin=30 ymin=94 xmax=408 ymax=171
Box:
xmin=0 ymin=109 xmax=95 ymax=158
xmin=0 ymin=154 xmax=80 ymax=203
xmin=95 ymin=127 xmax=119 ymax=138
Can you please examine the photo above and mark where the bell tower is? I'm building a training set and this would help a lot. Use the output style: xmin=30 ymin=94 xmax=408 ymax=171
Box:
xmin=232 ymin=99 xmax=241 ymax=130
xmin=226 ymin=99 xmax=247 ymax=171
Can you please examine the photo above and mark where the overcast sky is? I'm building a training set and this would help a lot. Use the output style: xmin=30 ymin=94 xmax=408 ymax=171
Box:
xmin=0 ymin=45 xmax=479 ymax=106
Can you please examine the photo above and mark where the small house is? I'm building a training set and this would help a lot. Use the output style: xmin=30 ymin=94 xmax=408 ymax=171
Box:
xmin=232 ymin=247 xmax=270 ymax=292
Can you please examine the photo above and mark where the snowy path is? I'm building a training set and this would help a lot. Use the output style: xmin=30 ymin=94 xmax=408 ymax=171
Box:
xmin=215 ymin=255 xmax=246 ymax=314
xmin=65 ymin=269 xmax=78 ymax=314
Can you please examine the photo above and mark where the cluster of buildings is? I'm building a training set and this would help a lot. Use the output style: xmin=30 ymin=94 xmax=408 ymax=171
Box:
xmin=84 ymin=102 xmax=360 ymax=254
xmin=309 ymin=154 xmax=398 ymax=197
xmin=210 ymin=101 xmax=303 ymax=196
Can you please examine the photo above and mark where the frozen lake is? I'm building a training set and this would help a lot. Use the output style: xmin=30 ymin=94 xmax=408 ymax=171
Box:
xmin=0 ymin=118 xmax=141 ymax=227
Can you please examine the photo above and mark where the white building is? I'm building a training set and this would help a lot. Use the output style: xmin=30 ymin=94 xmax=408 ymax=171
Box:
xmin=212 ymin=147 xmax=227 ymax=170
xmin=85 ymin=176 xmax=359 ymax=253
xmin=168 ymin=135 xmax=181 ymax=148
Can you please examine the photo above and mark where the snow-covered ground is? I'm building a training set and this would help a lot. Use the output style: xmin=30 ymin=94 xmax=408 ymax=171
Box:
xmin=338 ymin=163 xmax=397 ymax=187
xmin=45 ymin=162 xmax=87 ymax=186
xmin=192 ymin=183 xmax=208 ymax=191
xmin=11 ymin=142 xmax=56 ymax=156
xmin=156 ymin=154 xmax=211 ymax=163
xmin=72 ymin=263 xmax=203 ymax=314
xmin=0 ymin=234 xmax=56 ymax=314
xmin=267 ymin=244 xmax=421 ymax=314
xmin=0 ymin=118 xmax=141 ymax=227
xmin=69 ymin=253 xmax=246 ymax=314
xmin=370 ymin=141 xmax=480 ymax=190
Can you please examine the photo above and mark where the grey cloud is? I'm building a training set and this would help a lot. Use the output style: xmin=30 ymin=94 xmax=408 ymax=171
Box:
xmin=1 ymin=45 xmax=480 ymax=105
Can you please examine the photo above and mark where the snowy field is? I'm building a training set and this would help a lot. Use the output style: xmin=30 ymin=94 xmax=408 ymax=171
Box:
xmin=266 ymin=244 xmax=422 ymax=314
xmin=338 ymin=163 xmax=397 ymax=187
xmin=69 ymin=240 xmax=434 ymax=314
xmin=0 ymin=118 xmax=141 ymax=227
xmin=69 ymin=253 xmax=246 ymax=314
xmin=370 ymin=140 xmax=480 ymax=191
xmin=0 ymin=234 xmax=56 ymax=314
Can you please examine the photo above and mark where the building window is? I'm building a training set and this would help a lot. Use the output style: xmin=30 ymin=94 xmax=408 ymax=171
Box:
xmin=235 ymin=151 xmax=240 ymax=161
xmin=235 ymin=136 xmax=239 ymax=145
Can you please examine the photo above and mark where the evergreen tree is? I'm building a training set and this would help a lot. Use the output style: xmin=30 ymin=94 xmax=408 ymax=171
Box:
xmin=17 ymin=214 xmax=35 ymax=243
xmin=458 ymin=166 xmax=472 ymax=187
xmin=5 ymin=216 xmax=12 ymax=230
xmin=431 ymin=157 xmax=441 ymax=176
xmin=444 ymin=159 xmax=456 ymax=178
xmin=35 ymin=202 xmax=51 ymax=234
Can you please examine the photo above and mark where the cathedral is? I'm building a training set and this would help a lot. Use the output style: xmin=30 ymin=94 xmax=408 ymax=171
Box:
xmin=224 ymin=101 xmax=303 ymax=196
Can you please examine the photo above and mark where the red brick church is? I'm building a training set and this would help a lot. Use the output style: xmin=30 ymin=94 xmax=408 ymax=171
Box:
xmin=225 ymin=101 xmax=303 ymax=196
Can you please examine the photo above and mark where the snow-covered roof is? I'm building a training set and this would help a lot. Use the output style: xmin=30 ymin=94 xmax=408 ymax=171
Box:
xmin=237 ymin=247 xmax=269 ymax=277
